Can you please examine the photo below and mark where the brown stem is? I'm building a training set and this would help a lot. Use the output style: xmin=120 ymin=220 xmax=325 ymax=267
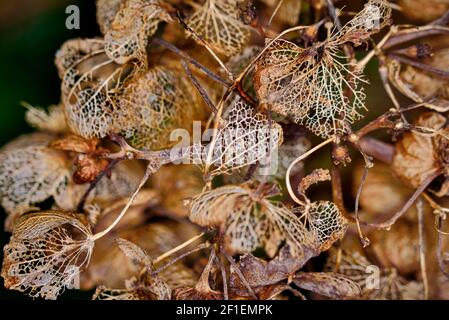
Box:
xmin=369 ymin=171 xmax=441 ymax=230
xmin=358 ymin=137 xmax=394 ymax=164
xmin=181 ymin=60 xmax=218 ymax=114
xmin=331 ymin=164 xmax=347 ymax=217
xmin=152 ymin=38 xmax=230 ymax=87
xmin=417 ymin=198 xmax=429 ymax=299
xmin=388 ymin=53 xmax=449 ymax=79
xmin=223 ymin=251 xmax=257 ymax=299
xmin=437 ymin=216 xmax=449 ymax=279
xmin=383 ymin=27 xmax=449 ymax=50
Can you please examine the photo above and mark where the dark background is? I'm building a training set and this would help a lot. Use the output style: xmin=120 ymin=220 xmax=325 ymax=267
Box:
xmin=0 ymin=0 xmax=99 ymax=299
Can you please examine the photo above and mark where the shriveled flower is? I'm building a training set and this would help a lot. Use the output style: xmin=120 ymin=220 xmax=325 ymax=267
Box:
xmin=325 ymin=249 xmax=424 ymax=300
xmin=55 ymin=38 xmax=135 ymax=138
xmin=117 ymin=66 xmax=204 ymax=150
xmin=254 ymin=0 xmax=391 ymax=138
xmin=392 ymin=112 xmax=449 ymax=195
xmin=185 ymin=0 xmax=251 ymax=56
xmin=188 ymin=98 xmax=283 ymax=177
xmin=1 ymin=211 xmax=94 ymax=300
xmin=189 ymin=181 xmax=315 ymax=257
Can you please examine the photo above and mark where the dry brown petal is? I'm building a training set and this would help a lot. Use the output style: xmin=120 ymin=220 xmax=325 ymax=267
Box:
xmin=0 ymin=144 xmax=71 ymax=221
xmin=104 ymin=0 xmax=173 ymax=64
xmin=352 ymin=163 xmax=416 ymax=222
xmin=185 ymin=0 xmax=250 ymax=56
xmin=254 ymin=38 xmax=366 ymax=138
xmin=189 ymin=98 xmax=283 ymax=177
xmin=396 ymin=49 xmax=449 ymax=111
xmin=173 ymin=250 xmax=223 ymax=300
xmin=117 ymin=66 xmax=203 ymax=150
xmin=1 ymin=211 xmax=94 ymax=300
xmin=50 ymin=135 xmax=100 ymax=154
xmin=307 ymin=200 xmax=348 ymax=251
xmin=325 ymin=249 xmax=424 ymax=300
xmin=392 ymin=112 xmax=445 ymax=189
xmin=56 ymin=38 xmax=135 ymax=139
xmin=260 ymin=0 xmax=302 ymax=27
xmin=96 ymin=0 xmax=125 ymax=34
xmin=293 ymin=272 xmax=361 ymax=299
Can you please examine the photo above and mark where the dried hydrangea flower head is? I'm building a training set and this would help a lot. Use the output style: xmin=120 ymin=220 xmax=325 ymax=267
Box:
xmin=1 ymin=211 xmax=94 ymax=299
xmin=255 ymin=0 xmax=391 ymax=138
xmin=185 ymin=0 xmax=251 ymax=56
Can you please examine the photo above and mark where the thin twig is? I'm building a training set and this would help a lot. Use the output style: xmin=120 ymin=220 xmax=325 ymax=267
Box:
xmin=153 ymin=232 xmax=207 ymax=264
xmin=176 ymin=11 xmax=235 ymax=81
xmin=153 ymin=242 xmax=210 ymax=274
xmin=152 ymin=38 xmax=231 ymax=87
xmin=369 ymin=171 xmax=441 ymax=230
xmin=417 ymin=198 xmax=429 ymax=300
xmin=354 ymin=165 xmax=371 ymax=247
xmin=223 ymin=251 xmax=257 ymax=299
xmin=181 ymin=60 xmax=218 ymax=114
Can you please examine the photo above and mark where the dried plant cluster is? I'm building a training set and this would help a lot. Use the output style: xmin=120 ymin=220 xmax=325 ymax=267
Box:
xmin=2 ymin=0 xmax=449 ymax=300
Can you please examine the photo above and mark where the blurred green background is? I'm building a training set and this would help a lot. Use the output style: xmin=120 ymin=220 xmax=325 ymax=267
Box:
xmin=0 ymin=0 xmax=99 ymax=299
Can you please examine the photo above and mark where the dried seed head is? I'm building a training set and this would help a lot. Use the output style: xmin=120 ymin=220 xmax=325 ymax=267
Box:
xmin=1 ymin=211 xmax=94 ymax=300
